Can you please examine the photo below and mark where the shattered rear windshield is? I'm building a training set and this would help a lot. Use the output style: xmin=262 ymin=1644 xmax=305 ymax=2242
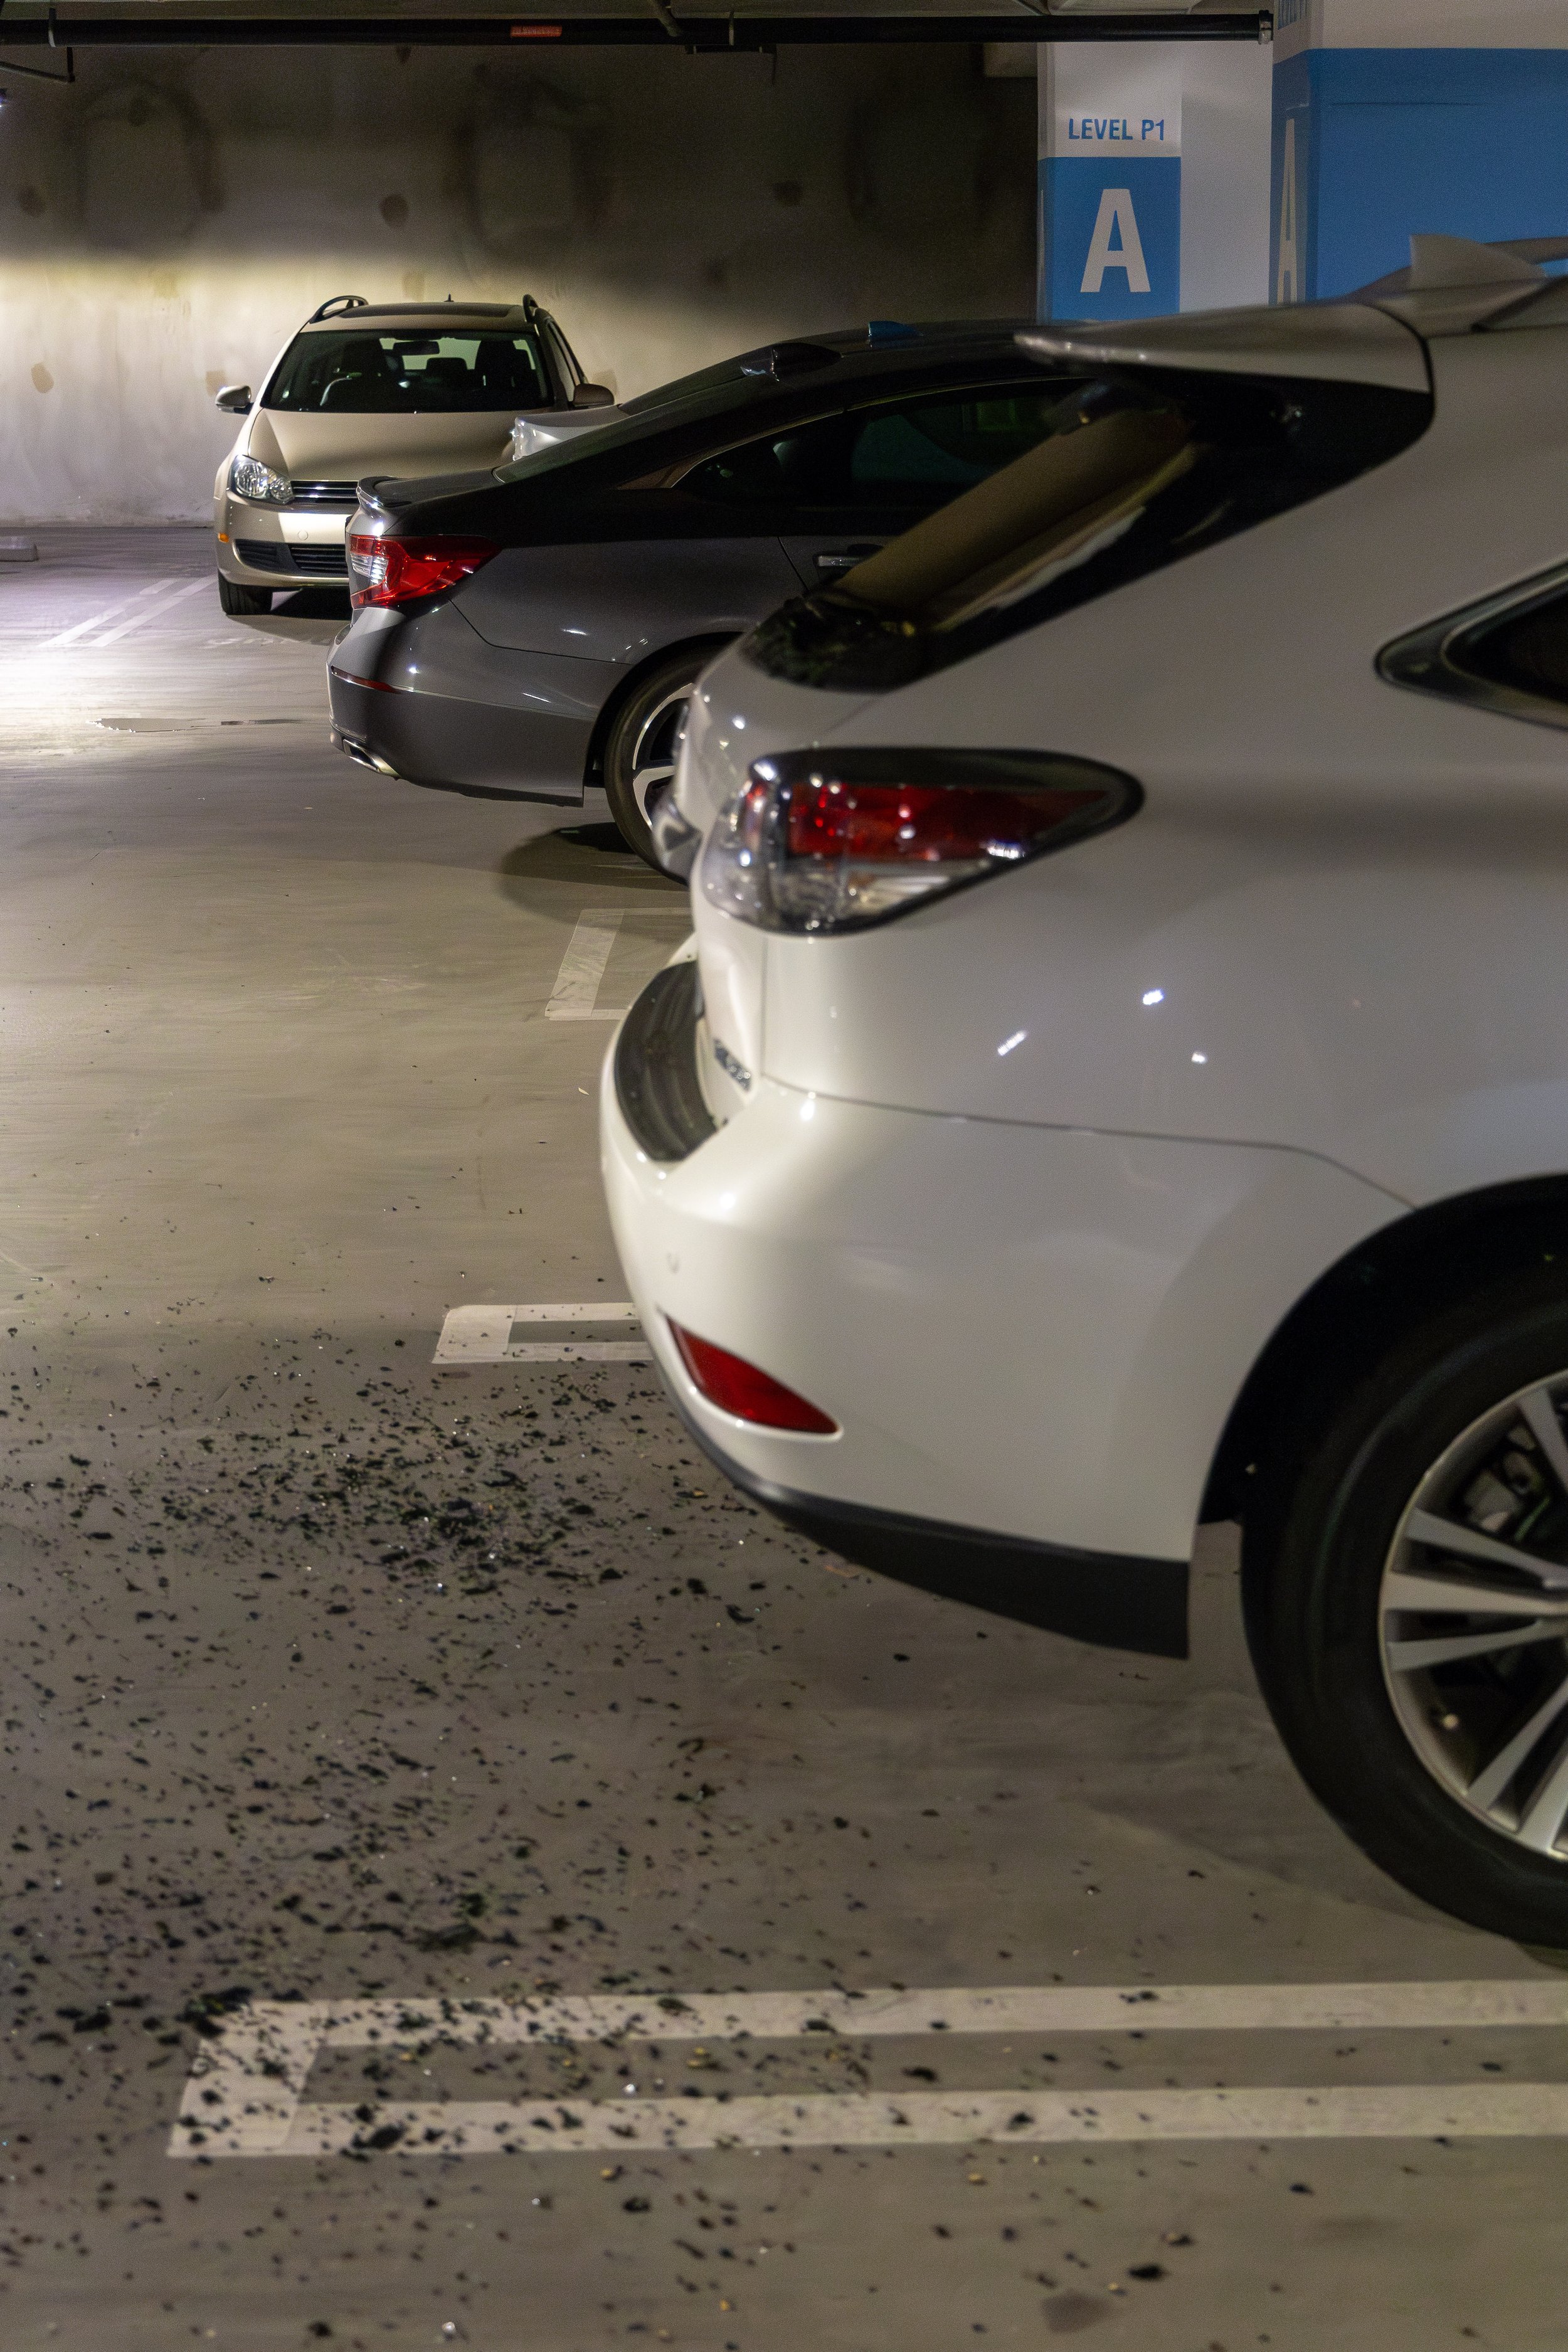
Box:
xmin=745 ymin=369 xmax=1433 ymax=693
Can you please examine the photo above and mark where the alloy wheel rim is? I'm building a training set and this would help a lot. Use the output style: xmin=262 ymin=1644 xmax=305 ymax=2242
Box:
xmin=627 ymin=684 xmax=692 ymax=827
xmin=1379 ymin=1370 xmax=1568 ymax=1858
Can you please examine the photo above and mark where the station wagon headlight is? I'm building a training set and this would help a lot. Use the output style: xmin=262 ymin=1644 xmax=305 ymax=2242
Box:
xmin=228 ymin=453 xmax=292 ymax=506
xmin=700 ymin=748 xmax=1142 ymax=934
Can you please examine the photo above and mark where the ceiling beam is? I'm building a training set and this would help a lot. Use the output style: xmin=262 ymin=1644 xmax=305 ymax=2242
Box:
xmin=0 ymin=8 xmax=1272 ymax=49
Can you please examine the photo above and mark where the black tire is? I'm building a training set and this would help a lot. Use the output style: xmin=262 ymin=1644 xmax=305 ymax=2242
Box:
xmin=218 ymin=573 xmax=272 ymax=616
xmin=602 ymin=648 xmax=716 ymax=870
xmin=1244 ymin=1266 xmax=1568 ymax=1945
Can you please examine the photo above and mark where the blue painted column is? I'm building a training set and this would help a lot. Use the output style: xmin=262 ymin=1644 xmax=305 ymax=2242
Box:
xmin=1273 ymin=1 xmax=1568 ymax=303
xmin=1038 ymin=45 xmax=1185 ymax=322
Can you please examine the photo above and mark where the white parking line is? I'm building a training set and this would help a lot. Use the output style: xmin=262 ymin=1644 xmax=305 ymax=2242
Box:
xmin=179 ymin=2083 xmax=1568 ymax=2159
xmin=90 ymin=575 xmax=209 ymax=644
xmin=38 ymin=576 xmax=179 ymax=649
xmin=546 ymin=908 xmax=625 ymax=1020
xmin=169 ymin=1980 xmax=1568 ymax=2159
xmin=433 ymin=1301 xmax=650 ymax=1365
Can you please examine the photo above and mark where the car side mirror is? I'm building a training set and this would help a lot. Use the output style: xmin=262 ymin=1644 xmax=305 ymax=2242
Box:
xmin=570 ymin=383 xmax=615 ymax=410
xmin=215 ymin=384 xmax=253 ymax=415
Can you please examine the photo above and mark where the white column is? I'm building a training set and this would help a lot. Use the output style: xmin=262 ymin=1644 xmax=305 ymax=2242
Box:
xmin=1038 ymin=38 xmax=1272 ymax=323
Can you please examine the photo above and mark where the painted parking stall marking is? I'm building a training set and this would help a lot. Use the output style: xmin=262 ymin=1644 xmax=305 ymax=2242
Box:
xmin=39 ymin=573 xmax=209 ymax=650
xmin=92 ymin=575 xmax=211 ymax=644
xmin=171 ymin=1980 xmax=1568 ymax=2159
xmin=434 ymin=1301 xmax=650 ymax=1365
xmin=177 ymin=2084 xmax=1568 ymax=2160
xmin=546 ymin=905 xmax=693 ymax=1021
xmin=547 ymin=907 xmax=627 ymax=1020
xmin=37 ymin=575 xmax=181 ymax=649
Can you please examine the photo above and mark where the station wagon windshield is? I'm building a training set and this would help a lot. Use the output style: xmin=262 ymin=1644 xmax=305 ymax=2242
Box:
xmin=264 ymin=328 xmax=554 ymax=414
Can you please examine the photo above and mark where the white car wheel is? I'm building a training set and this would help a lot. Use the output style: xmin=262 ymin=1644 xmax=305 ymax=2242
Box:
xmin=1245 ymin=1270 xmax=1568 ymax=1945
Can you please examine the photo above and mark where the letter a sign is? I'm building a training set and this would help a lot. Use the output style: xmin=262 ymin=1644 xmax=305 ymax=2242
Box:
xmin=1081 ymin=189 xmax=1152 ymax=296
xmin=1039 ymin=45 xmax=1181 ymax=322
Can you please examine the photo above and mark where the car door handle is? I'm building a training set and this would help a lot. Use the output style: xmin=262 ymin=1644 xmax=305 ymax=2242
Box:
xmin=814 ymin=543 xmax=884 ymax=573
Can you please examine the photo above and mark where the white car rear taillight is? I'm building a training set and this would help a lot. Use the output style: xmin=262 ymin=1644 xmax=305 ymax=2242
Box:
xmin=699 ymin=748 xmax=1140 ymax=935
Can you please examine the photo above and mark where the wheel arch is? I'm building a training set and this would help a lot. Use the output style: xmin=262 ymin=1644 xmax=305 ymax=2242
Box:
xmin=581 ymin=632 xmax=739 ymax=797
xmin=1202 ymin=1173 xmax=1568 ymax=1528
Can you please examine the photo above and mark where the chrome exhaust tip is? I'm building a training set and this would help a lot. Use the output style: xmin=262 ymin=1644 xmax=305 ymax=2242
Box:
xmin=332 ymin=728 xmax=400 ymax=780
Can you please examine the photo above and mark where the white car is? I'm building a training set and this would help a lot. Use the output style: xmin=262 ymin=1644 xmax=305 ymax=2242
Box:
xmin=602 ymin=235 xmax=1568 ymax=1943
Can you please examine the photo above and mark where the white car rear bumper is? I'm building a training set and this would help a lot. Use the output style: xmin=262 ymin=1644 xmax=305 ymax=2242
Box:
xmin=601 ymin=969 xmax=1408 ymax=1654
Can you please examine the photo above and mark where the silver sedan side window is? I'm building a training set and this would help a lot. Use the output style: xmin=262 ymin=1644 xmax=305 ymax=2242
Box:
xmin=682 ymin=388 xmax=1066 ymax=513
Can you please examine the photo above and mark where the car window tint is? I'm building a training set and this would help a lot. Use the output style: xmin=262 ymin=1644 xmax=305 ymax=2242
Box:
xmin=1453 ymin=594 xmax=1568 ymax=707
xmin=851 ymin=393 xmax=1065 ymax=493
xmin=750 ymin=372 xmax=1434 ymax=692
xmin=682 ymin=387 xmax=1063 ymax=511
xmin=1380 ymin=574 xmax=1568 ymax=731
xmin=265 ymin=330 xmax=553 ymax=415
xmin=681 ymin=415 xmax=855 ymax=505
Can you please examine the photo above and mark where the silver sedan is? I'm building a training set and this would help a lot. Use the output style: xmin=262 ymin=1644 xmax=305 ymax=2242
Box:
xmin=327 ymin=322 xmax=1065 ymax=863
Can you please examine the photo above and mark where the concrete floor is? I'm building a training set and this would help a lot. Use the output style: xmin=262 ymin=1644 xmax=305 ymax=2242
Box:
xmin=3 ymin=530 xmax=1567 ymax=2352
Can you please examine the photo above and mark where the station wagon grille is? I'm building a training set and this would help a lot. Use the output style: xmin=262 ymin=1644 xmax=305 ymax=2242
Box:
xmin=290 ymin=480 xmax=360 ymax=509
xmin=233 ymin=539 xmax=347 ymax=578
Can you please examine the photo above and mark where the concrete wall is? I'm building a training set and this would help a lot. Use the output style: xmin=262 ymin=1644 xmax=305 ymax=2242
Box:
xmin=0 ymin=43 xmax=1035 ymax=523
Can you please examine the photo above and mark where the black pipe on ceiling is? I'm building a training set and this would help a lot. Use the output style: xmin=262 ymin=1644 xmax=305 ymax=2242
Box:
xmin=0 ymin=8 xmax=1272 ymax=51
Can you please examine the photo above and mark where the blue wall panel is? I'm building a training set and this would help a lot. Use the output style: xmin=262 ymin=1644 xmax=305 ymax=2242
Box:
xmin=1273 ymin=49 xmax=1568 ymax=303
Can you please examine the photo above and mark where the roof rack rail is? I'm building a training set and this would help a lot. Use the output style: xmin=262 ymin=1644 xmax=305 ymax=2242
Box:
xmin=309 ymin=293 xmax=369 ymax=322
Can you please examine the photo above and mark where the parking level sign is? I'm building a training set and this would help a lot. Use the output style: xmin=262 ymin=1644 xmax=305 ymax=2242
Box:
xmin=1040 ymin=46 xmax=1182 ymax=322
